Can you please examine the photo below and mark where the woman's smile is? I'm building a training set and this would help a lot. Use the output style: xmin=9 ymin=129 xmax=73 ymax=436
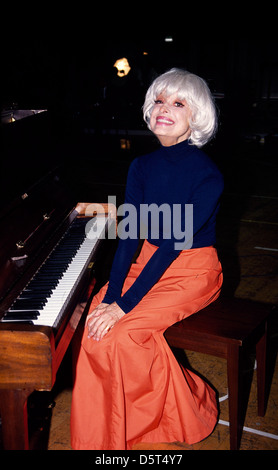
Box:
xmin=156 ymin=116 xmax=175 ymax=126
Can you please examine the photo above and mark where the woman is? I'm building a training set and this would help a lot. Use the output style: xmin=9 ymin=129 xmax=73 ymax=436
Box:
xmin=71 ymin=68 xmax=224 ymax=450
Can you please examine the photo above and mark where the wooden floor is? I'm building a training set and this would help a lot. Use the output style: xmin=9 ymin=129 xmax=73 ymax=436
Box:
xmin=12 ymin=139 xmax=278 ymax=451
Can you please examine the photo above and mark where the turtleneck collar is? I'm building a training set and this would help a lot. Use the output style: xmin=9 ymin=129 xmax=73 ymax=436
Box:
xmin=161 ymin=139 xmax=195 ymax=161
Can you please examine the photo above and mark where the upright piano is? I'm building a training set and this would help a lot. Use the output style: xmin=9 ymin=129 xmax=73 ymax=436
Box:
xmin=0 ymin=170 xmax=116 ymax=450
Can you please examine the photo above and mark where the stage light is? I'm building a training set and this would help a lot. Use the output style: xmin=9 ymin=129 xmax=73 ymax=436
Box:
xmin=114 ymin=58 xmax=131 ymax=77
xmin=165 ymin=36 xmax=173 ymax=42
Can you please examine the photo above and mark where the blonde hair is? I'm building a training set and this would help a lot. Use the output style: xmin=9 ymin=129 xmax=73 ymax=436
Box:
xmin=143 ymin=68 xmax=218 ymax=148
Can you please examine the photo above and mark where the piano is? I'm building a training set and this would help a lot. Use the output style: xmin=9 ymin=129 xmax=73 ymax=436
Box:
xmin=0 ymin=169 xmax=116 ymax=450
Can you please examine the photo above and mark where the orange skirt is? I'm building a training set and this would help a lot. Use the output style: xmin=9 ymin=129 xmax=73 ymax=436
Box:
xmin=71 ymin=241 xmax=223 ymax=450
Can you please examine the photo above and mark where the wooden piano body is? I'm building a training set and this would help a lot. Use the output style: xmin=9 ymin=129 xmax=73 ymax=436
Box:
xmin=0 ymin=171 xmax=116 ymax=449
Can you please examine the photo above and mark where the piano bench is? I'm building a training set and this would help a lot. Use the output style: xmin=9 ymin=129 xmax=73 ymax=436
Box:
xmin=164 ymin=296 xmax=274 ymax=451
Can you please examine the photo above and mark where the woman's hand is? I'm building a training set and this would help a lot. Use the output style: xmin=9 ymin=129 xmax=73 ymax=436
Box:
xmin=86 ymin=302 xmax=125 ymax=341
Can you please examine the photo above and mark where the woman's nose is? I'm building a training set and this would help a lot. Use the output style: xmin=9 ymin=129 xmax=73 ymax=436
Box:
xmin=160 ymin=102 xmax=169 ymax=113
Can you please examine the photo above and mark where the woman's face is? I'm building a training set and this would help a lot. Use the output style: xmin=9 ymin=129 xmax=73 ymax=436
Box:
xmin=149 ymin=92 xmax=192 ymax=147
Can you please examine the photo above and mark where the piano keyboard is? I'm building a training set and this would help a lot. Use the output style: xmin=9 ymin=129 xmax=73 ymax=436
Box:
xmin=1 ymin=216 xmax=108 ymax=327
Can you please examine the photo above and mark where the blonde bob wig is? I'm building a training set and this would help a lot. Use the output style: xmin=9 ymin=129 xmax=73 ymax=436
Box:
xmin=143 ymin=68 xmax=218 ymax=148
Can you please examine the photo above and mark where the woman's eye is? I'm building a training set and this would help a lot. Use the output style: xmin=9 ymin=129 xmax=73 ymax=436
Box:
xmin=175 ymin=101 xmax=184 ymax=108
xmin=154 ymin=100 xmax=163 ymax=105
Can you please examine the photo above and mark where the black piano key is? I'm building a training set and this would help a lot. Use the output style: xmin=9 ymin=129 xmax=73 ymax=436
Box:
xmin=28 ymin=279 xmax=59 ymax=288
xmin=40 ymin=263 xmax=69 ymax=269
xmin=4 ymin=311 xmax=39 ymax=320
xmin=24 ymin=287 xmax=53 ymax=294
xmin=19 ymin=292 xmax=51 ymax=300
xmin=10 ymin=300 xmax=46 ymax=310
xmin=29 ymin=276 xmax=61 ymax=284
xmin=29 ymin=273 xmax=60 ymax=280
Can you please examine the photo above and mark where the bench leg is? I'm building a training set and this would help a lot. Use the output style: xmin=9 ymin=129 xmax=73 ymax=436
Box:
xmin=256 ymin=321 xmax=267 ymax=417
xmin=227 ymin=344 xmax=241 ymax=450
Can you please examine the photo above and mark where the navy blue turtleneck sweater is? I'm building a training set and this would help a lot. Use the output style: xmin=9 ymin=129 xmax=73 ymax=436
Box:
xmin=103 ymin=140 xmax=224 ymax=313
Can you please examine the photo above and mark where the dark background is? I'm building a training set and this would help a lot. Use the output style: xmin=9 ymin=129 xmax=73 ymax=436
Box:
xmin=1 ymin=37 xmax=278 ymax=203
xmin=2 ymin=38 xmax=278 ymax=109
